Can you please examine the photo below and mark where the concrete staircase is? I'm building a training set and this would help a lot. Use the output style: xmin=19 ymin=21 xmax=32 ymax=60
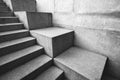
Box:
xmin=0 ymin=0 xmax=112 ymax=80
xmin=0 ymin=0 xmax=64 ymax=80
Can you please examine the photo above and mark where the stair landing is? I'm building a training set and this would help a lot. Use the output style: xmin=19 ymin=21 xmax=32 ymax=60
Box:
xmin=55 ymin=47 xmax=107 ymax=80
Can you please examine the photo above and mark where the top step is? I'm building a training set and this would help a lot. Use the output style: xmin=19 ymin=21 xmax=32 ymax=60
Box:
xmin=55 ymin=47 xmax=107 ymax=80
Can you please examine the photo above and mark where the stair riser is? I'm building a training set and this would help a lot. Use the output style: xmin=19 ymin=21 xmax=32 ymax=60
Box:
xmin=0 ymin=39 xmax=36 ymax=56
xmin=0 ymin=18 xmax=19 ymax=24
xmin=0 ymin=31 xmax=30 ymax=43
xmin=54 ymin=60 xmax=89 ymax=80
xmin=0 ymin=7 xmax=10 ymax=11
xmin=0 ymin=24 xmax=24 ymax=32
xmin=21 ymin=60 xmax=53 ymax=80
xmin=0 ymin=48 xmax=44 ymax=75
xmin=0 ymin=12 xmax=14 ymax=17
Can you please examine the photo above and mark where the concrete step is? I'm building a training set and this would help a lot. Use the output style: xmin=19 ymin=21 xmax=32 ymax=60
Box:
xmin=0 ymin=29 xmax=30 ymax=43
xmin=34 ymin=66 xmax=64 ymax=80
xmin=54 ymin=47 xmax=107 ymax=80
xmin=30 ymin=27 xmax=74 ymax=58
xmin=0 ymin=54 xmax=52 ymax=80
xmin=0 ymin=45 xmax=44 ymax=74
xmin=0 ymin=23 xmax=24 ymax=32
xmin=0 ymin=37 xmax=36 ymax=56
xmin=0 ymin=17 xmax=19 ymax=24
xmin=0 ymin=12 xmax=14 ymax=17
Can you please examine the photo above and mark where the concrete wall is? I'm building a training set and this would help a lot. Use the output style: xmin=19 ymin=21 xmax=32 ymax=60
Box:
xmin=36 ymin=0 xmax=120 ymax=79
xmin=4 ymin=0 xmax=36 ymax=11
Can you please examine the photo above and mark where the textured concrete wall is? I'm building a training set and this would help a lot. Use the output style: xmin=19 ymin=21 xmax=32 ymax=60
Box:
xmin=36 ymin=0 xmax=120 ymax=79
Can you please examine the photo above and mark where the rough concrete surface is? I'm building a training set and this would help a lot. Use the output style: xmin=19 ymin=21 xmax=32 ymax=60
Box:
xmin=36 ymin=0 xmax=120 ymax=79
xmin=55 ymin=47 xmax=107 ymax=80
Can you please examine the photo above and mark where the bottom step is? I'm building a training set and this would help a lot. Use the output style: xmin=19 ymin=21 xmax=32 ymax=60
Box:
xmin=34 ymin=66 xmax=64 ymax=80
xmin=54 ymin=47 xmax=107 ymax=80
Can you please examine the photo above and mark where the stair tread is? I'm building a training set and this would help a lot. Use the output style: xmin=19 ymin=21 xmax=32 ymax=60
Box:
xmin=35 ymin=66 xmax=63 ymax=80
xmin=0 ymin=37 xmax=35 ymax=49
xmin=0 ymin=54 xmax=52 ymax=80
xmin=0 ymin=23 xmax=23 ymax=26
xmin=30 ymin=27 xmax=74 ymax=38
xmin=55 ymin=47 xmax=107 ymax=80
xmin=0 ymin=29 xmax=28 ymax=36
xmin=0 ymin=45 xmax=43 ymax=66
